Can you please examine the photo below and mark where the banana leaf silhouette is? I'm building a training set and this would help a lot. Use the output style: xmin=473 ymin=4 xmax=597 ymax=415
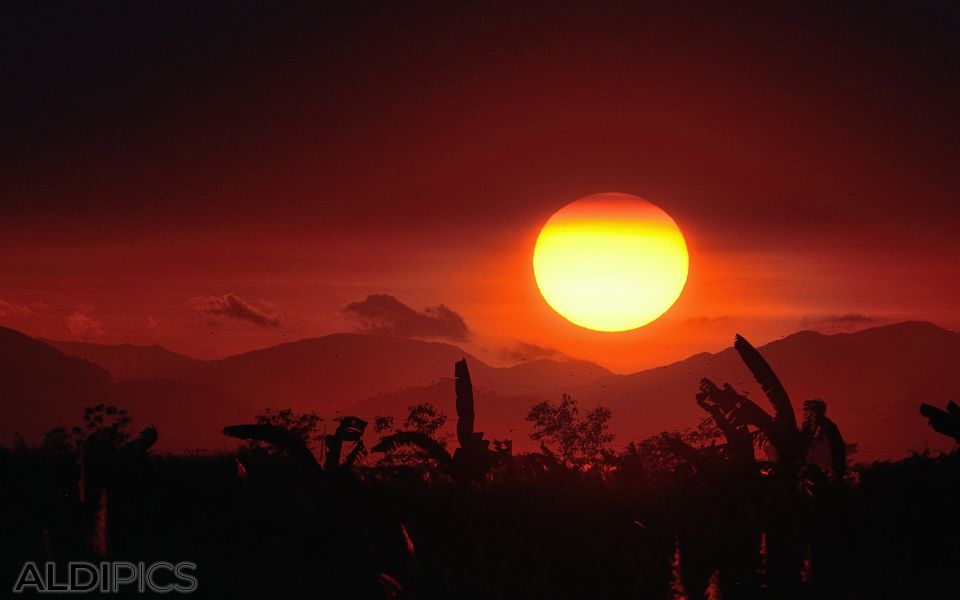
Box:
xmin=373 ymin=359 xmax=501 ymax=484
xmin=674 ymin=334 xmax=846 ymax=486
xmin=734 ymin=335 xmax=798 ymax=430
xmin=919 ymin=401 xmax=960 ymax=443
xmin=325 ymin=416 xmax=368 ymax=471
xmin=224 ymin=416 xmax=368 ymax=474
xmin=697 ymin=378 xmax=774 ymax=432
xmin=801 ymin=399 xmax=846 ymax=483
xmin=733 ymin=334 xmax=802 ymax=464
xmin=119 ymin=426 xmax=158 ymax=459
xmin=223 ymin=423 xmax=322 ymax=473
xmin=371 ymin=431 xmax=454 ymax=469
xmin=659 ymin=432 xmax=709 ymax=470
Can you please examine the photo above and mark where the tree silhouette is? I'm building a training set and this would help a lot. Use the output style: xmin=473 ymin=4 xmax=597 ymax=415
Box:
xmin=404 ymin=403 xmax=448 ymax=444
xmin=526 ymin=393 xmax=613 ymax=469
xmin=74 ymin=404 xmax=132 ymax=447
xmin=62 ymin=404 xmax=158 ymax=557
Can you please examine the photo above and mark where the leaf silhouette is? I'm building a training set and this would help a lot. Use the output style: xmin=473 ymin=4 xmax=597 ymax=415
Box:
xmin=223 ymin=424 xmax=321 ymax=473
xmin=372 ymin=431 xmax=454 ymax=468
xmin=733 ymin=334 xmax=798 ymax=433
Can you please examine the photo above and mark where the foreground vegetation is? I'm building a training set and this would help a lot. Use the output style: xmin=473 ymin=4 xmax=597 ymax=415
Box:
xmin=2 ymin=336 xmax=958 ymax=598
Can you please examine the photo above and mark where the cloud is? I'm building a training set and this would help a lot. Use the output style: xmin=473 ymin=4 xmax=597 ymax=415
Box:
xmin=496 ymin=341 xmax=569 ymax=363
xmin=343 ymin=294 xmax=469 ymax=341
xmin=684 ymin=315 xmax=735 ymax=328
xmin=0 ymin=298 xmax=31 ymax=317
xmin=67 ymin=311 xmax=105 ymax=340
xmin=189 ymin=294 xmax=282 ymax=328
xmin=801 ymin=313 xmax=885 ymax=334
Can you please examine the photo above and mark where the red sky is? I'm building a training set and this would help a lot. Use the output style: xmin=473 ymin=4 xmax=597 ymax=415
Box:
xmin=2 ymin=2 xmax=958 ymax=372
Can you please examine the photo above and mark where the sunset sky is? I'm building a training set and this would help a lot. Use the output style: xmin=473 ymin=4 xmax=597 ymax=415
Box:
xmin=2 ymin=2 xmax=958 ymax=372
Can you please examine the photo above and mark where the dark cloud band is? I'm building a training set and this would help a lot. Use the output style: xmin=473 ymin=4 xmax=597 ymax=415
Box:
xmin=343 ymin=294 xmax=469 ymax=341
xmin=189 ymin=294 xmax=281 ymax=328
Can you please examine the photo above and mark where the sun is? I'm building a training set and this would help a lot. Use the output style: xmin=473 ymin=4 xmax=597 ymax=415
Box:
xmin=533 ymin=193 xmax=689 ymax=332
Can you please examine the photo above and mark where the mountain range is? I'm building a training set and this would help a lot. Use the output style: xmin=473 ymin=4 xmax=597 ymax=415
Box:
xmin=2 ymin=322 xmax=957 ymax=461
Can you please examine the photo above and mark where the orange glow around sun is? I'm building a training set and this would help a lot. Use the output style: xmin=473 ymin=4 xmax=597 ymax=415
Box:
xmin=533 ymin=193 xmax=689 ymax=332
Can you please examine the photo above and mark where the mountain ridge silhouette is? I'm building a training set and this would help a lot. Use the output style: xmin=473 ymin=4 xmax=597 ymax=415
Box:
xmin=6 ymin=322 xmax=958 ymax=459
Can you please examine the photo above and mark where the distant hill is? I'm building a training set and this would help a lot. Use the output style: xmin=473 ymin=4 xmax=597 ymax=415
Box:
xmin=43 ymin=339 xmax=202 ymax=380
xmin=3 ymin=323 xmax=958 ymax=460
xmin=181 ymin=323 xmax=960 ymax=460
xmin=0 ymin=329 xmax=609 ymax=452
xmin=567 ymin=322 xmax=960 ymax=461
xmin=481 ymin=358 xmax=613 ymax=394
xmin=187 ymin=333 xmax=611 ymax=414
xmin=0 ymin=327 xmax=111 ymax=444
xmin=1 ymin=329 xmax=245 ymax=451
xmin=189 ymin=333 xmax=490 ymax=411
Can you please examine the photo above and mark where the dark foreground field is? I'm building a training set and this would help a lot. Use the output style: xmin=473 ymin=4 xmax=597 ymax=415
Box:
xmin=3 ymin=446 xmax=959 ymax=599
